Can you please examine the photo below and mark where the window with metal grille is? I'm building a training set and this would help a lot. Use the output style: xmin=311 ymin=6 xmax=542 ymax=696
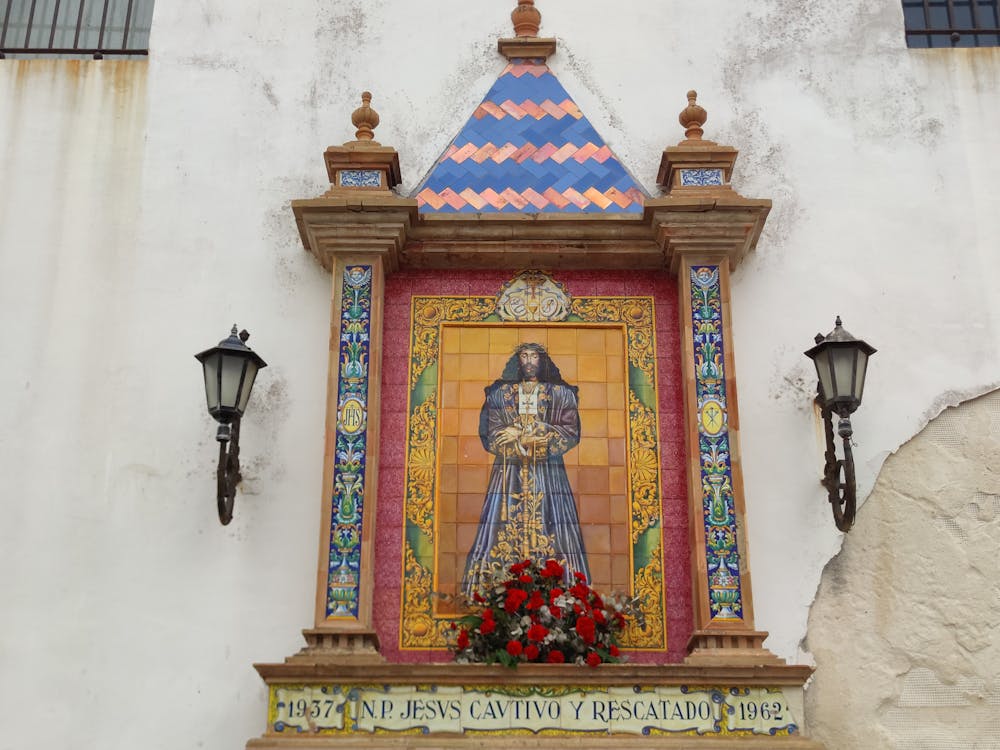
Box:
xmin=902 ymin=0 xmax=1000 ymax=47
xmin=1 ymin=0 xmax=153 ymax=59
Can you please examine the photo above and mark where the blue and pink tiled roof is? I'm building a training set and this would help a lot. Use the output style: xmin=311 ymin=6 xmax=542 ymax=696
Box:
xmin=414 ymin=56 xmax=647 ymax=214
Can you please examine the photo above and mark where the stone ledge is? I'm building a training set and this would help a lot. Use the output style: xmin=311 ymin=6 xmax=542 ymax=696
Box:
xmin=253 ymin=661 xmax=814 ymax=686
xmin=249 ymin=737 xmax=826 ymax=749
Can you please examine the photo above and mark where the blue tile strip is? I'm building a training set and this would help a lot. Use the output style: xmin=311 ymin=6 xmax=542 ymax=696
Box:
xmin=340 ymin=169 xmax=382 ymax=188
xmin=680 ymin=168 xmax=724 ymax=187
xmin=690 ymin=265 xmax=744 ymax=622
xmin=326 ymin=265 xmax=373 ymax=620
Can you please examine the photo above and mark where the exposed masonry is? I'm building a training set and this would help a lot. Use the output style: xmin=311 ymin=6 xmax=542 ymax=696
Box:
xmin=806 ymin=389 xmax=1000 ymax=749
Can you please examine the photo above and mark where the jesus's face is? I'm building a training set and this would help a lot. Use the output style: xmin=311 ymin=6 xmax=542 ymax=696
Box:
xmin=518 ymin=348 xmax=541 ymax=380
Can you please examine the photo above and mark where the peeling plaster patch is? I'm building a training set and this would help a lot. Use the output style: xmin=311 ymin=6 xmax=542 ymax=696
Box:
xmin=916 ymin=383 xmax=1000 ymax=446
xmin=806 ymin=388 xmax=1000 ymax=748
xmin=970 ymin=491 xmax=1000 ymax=521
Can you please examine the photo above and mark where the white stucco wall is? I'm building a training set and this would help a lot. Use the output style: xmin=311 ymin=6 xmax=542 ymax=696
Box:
xmin=1 ymin=1 xmax=998 ymax=748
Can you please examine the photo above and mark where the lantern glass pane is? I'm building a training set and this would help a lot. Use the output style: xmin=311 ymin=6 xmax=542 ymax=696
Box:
xmin=854 ymin=350 xmax=869 ymax=402
xmin=237 ymin=363 xmax=260 ymax=414
xmin=812 ymin=348 xmax=834 ymax=404
xmin=831 ymin=346 xmax=857 ymax=401
xmin=201 ymin=353 xmax=221 ymax=411
xmin=219 ymin=353 xmax=249 ymax=410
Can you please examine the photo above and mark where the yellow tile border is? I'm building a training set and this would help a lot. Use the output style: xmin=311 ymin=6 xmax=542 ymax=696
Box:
xmin=400 ymin=298 xmax=666 ymax=651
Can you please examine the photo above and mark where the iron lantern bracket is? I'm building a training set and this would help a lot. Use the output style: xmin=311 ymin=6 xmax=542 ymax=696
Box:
xmin=216 ymin=417 xmax=242 ymax=525
xmin=818 ymin=395 xmax=857 ymax=532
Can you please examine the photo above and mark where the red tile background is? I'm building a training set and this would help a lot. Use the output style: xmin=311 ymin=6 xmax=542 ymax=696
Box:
xmin=373 ymin=270 xmax=691 ymax=663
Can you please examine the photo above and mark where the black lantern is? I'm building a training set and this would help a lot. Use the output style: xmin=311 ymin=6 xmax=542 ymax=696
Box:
xmin=804 ymin=317 xmax=876 ymax=532
xmin=195 ymin=325 xmax=267 ymax=525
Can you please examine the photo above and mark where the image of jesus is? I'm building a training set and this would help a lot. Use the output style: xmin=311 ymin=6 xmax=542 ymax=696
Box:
xmin=461 ymin=343 xmax=590 ymax=596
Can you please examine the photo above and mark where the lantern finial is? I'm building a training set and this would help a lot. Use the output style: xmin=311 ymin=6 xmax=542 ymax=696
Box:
xmin=511 ymin=0 xmax=541 ymax=37
xmin=351 ymin=91 xmax=380 ymax=142
xmin=679 ymin=90 xmax=708 ymax=141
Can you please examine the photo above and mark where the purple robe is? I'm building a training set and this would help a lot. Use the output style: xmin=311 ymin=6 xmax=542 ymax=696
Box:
xmin=462 ymin=380 xmax=589 ymax=595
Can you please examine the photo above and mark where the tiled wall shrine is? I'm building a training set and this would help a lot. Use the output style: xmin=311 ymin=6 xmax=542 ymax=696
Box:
xmin=248 ymin=2 xmax=824 ymax=748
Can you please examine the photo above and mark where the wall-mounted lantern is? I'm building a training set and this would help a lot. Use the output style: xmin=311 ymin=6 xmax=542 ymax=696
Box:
xmin=195 ymin=325 xmax=267 ymax=525
xmin=804 ymin=317 xmax=876 ymax=532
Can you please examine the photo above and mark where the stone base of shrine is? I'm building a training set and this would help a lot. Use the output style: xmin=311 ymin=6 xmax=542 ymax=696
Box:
xmin=246 ymin=662 xmax=824 ymax=749
xmin=249 ymin=737 xmax=824 ymax=749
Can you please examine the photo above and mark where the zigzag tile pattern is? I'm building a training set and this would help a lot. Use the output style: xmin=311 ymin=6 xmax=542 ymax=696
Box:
xmin=413 ymin=59 xmax=646 ymax=214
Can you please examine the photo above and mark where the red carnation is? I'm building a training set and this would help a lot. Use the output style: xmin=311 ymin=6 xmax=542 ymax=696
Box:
xmin=504 ymin=588 xmax=529 ymax=613
xmin=570 ymin=583 xmax=589 ymax=600
xmin=506 ymin=640 xmax=523 ymax=657
xmin=526 ymin=591 xmax=545 ymax=610
xmin=519 ymin=574 xmax=533 ymax=584
xmin=609 ymin=645 xmax=620 ymax=657
xmin=541 ymin=559 xmax=564 ymax=578
xmin=548 ymin=605 xmax=562 ymax=619
xmin=482 ymin=607 xmax=494 ymax=621
xmin=573 ymin=571 xmax=587 ymax=581
xmin=594 ymin=609 xmax=606 ymax=625
xmin=510 ymin=561 xmax=529 ymax=575
xmin=473 ymin=592 xmax=485 ymax=603
xmin=457 ymin=629 xmax=470 ymax=650
xmin=549 ymin=587 xmax=563 ymax=604
xmin=546 ymin=650 xmax=565 ymax=663
xmin=527 ymin=623 xmax=549 ymax=641
xmin=586 ymin=652 xmax=602 ymax=667
xmin=524 ymin=644 xmax=539 ymax=660
xmin=479 ymin=618 xmax=496 ymax=635
xmin=575 ymin=615 xmax=596 ymax=645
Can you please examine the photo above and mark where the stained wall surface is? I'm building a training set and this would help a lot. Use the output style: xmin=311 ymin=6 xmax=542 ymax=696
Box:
xmin=1 ymin=1 xmax=999 ymax=748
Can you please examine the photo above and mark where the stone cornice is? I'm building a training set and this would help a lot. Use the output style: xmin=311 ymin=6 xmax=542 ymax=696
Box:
xmin=645 ymin=196 xmax=772 ymax=273
xmin=291 ymin=195 xmax=771 ymax=275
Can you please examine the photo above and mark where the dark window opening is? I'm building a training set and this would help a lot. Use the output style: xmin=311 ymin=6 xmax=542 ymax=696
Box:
xmin=1 ymin=0 xmax=153 ymax=59
xmin=903 ymin=0 xmax=1000 ymax=47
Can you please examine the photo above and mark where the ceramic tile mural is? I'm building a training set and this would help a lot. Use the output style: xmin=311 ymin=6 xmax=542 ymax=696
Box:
xmin=434 ymin=325 xmax=631 ymax=614
xmin=399 ymin=274 xmax=667 ymax=650
xmin=689 ymin=266 xmax=744 ymax=622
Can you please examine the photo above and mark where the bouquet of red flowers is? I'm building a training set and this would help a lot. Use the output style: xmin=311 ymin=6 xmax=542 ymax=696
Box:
xmin=450 ymin=558 xmax=640 ymax=668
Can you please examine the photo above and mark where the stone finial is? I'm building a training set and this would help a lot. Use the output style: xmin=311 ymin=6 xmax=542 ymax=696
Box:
xmin=351 ymin=91 xmax=380 ymax=142
xmin=511 ymin=0 xmax=541 ymax=37
xmin=679 ymin=90 xmax=707 ymax=141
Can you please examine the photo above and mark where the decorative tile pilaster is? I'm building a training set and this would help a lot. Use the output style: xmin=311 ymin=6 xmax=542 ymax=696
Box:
xmin=324 ymin=264 xmax=374 ymax=621
xmin=688 ymin=264 xmax=744 ymax=623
